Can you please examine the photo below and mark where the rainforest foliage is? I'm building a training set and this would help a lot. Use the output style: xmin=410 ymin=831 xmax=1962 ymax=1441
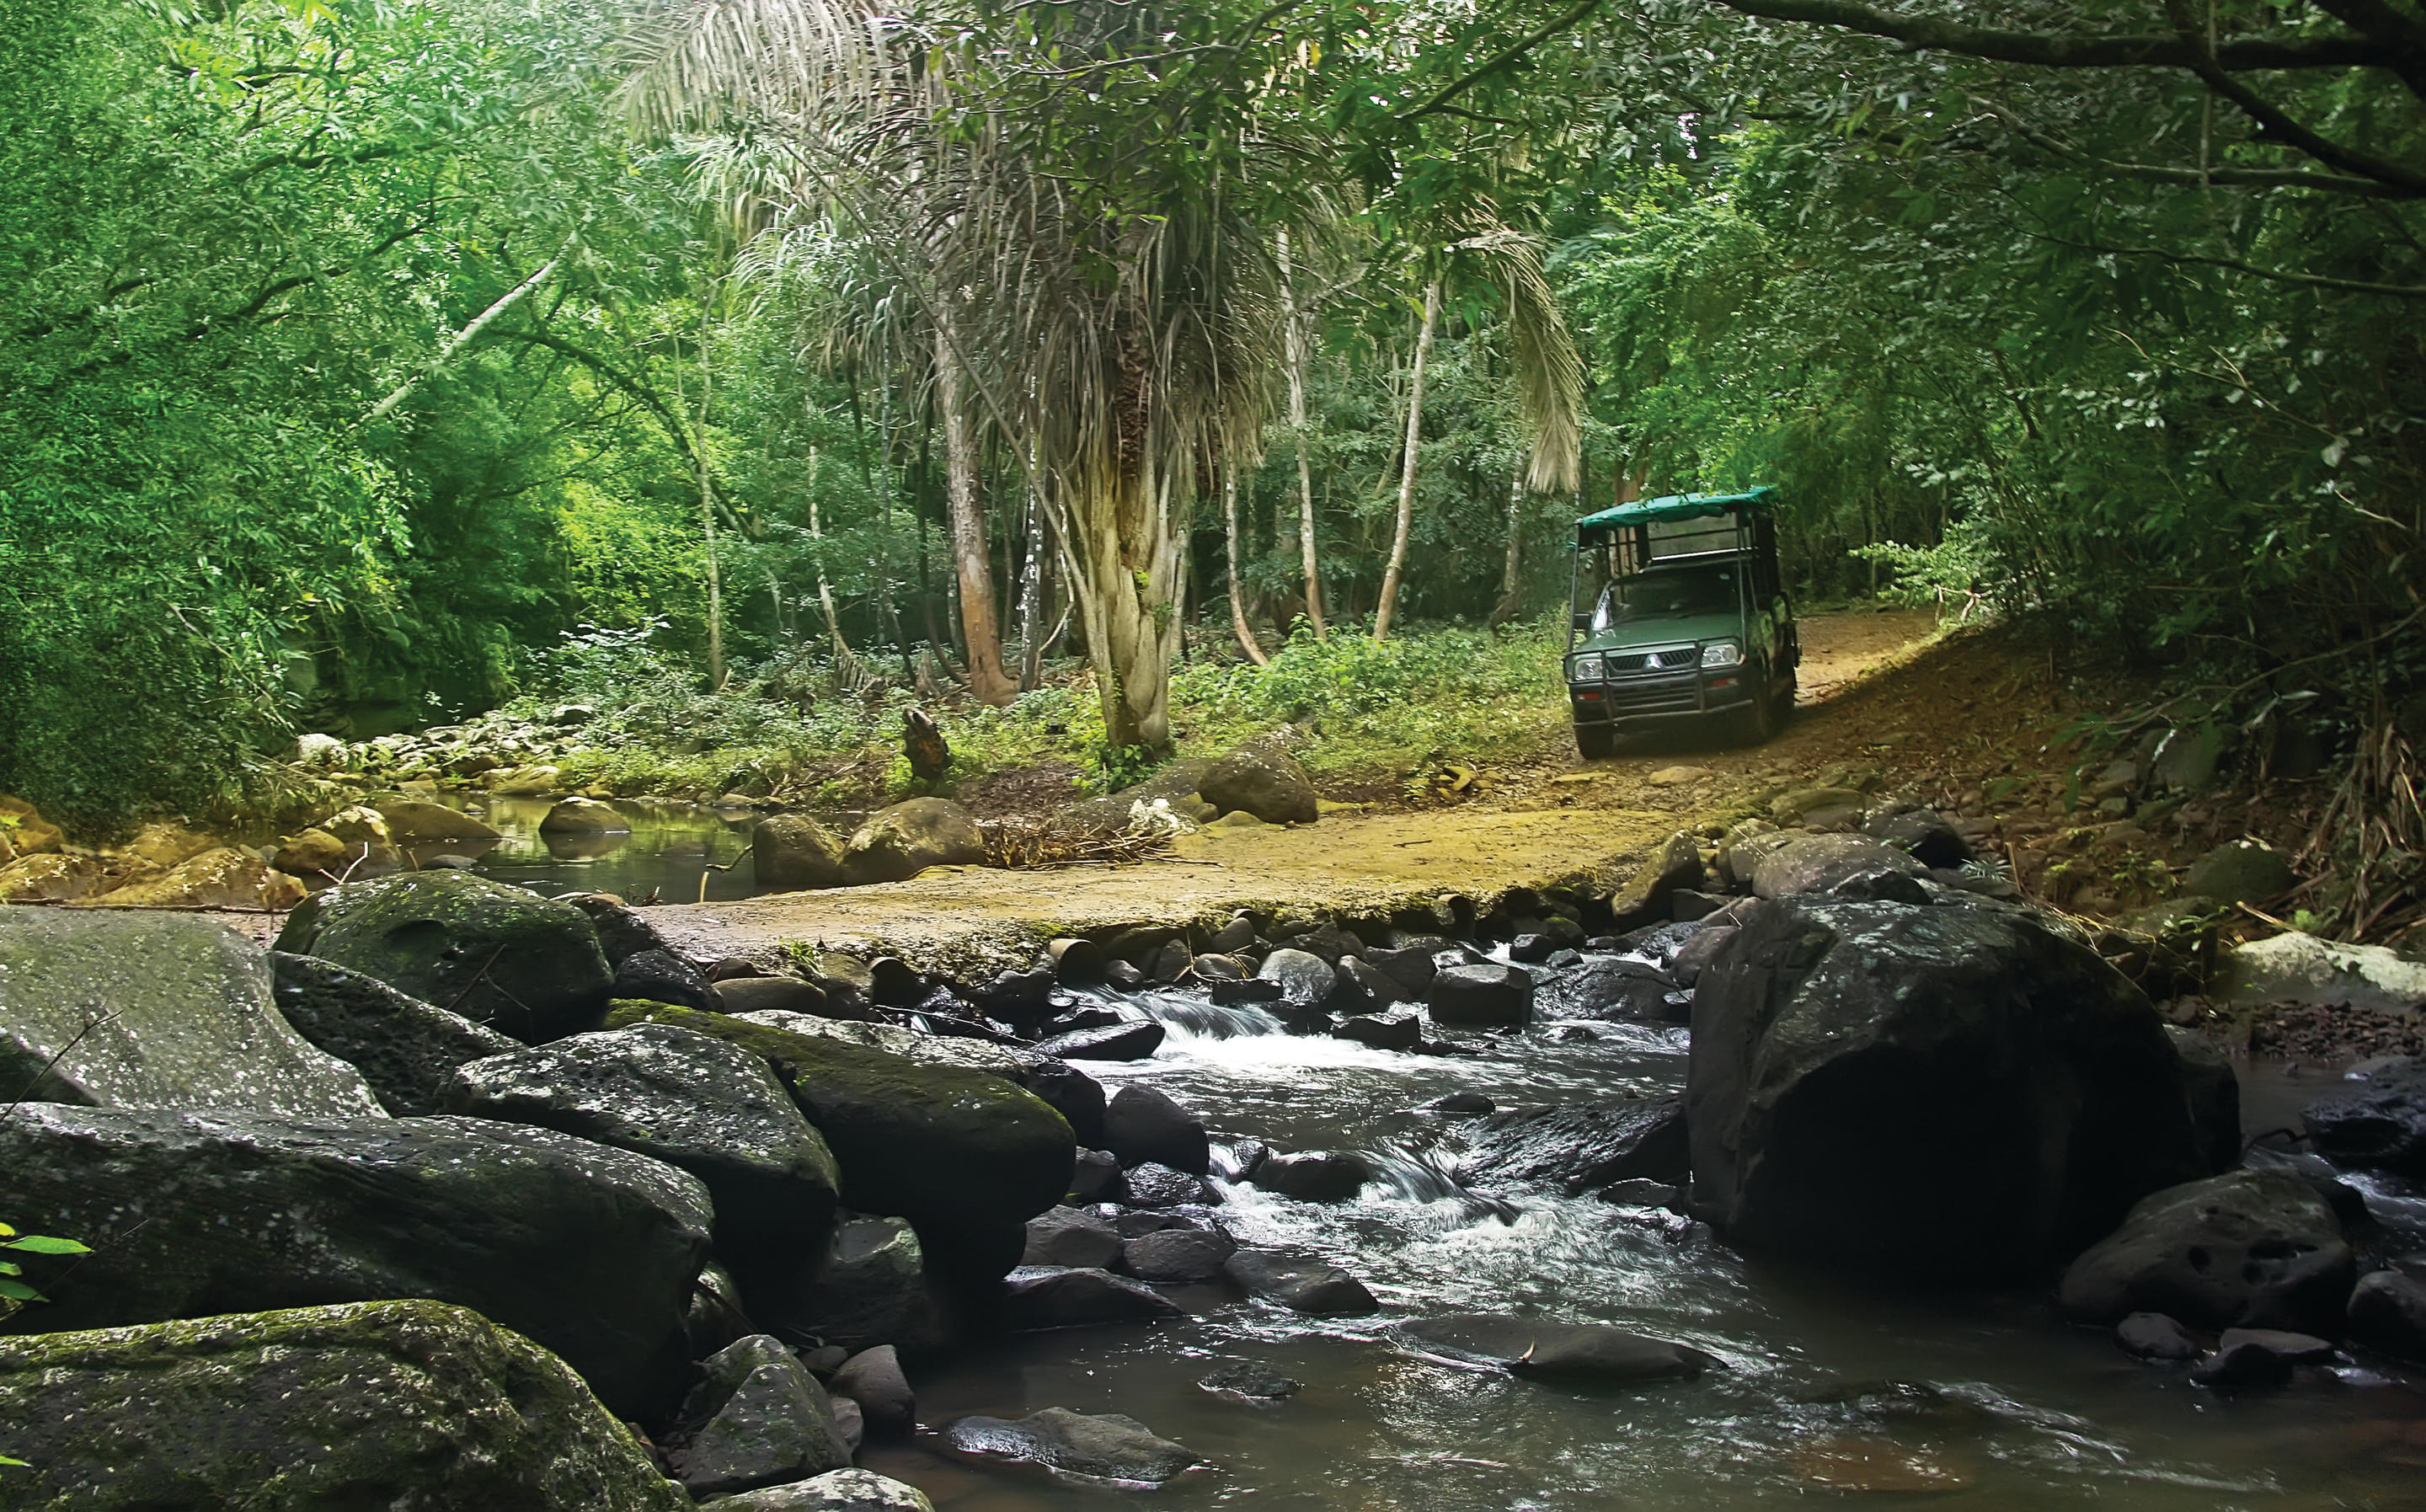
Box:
xmin=1 ymin=0 xmax=2418 ymax=823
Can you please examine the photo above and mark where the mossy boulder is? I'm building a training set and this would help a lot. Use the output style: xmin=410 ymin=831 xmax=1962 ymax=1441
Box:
xmin=607 ymin=1002 xmax=1071 ymax=1275
xmin=271 ymin=952 xmax=522 ymax=1117
xmin=275 ymin=871 xmax=613 ymax=1043
xmin=754 ymin=815 xmax=849 ymax=891
xmin=0 ymin=910 xmax=382 ymax=1117
xmin=445 ymin=1023 xmax=843 ymax=1275
xmin=0 ymin=1299 xmax=688 ymax=1511
xmin=87 ymin=847 xmax=307 ymax=911
xmin=840 ymin=799 xmax=986 ymax=885
xmin=0 ymin=1104 xmax=710 ymax=1418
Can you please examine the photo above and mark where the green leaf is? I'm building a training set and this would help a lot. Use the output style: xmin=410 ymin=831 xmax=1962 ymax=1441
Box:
xmin=0 ymin=1280 xmax=45 ymax=1302
xmin=3 ymin=1237 xmax=90 ymax=1255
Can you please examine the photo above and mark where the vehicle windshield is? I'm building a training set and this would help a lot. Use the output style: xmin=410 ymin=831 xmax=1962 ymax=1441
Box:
xmin=1594 ymin=562 xmax=1740 ymax=631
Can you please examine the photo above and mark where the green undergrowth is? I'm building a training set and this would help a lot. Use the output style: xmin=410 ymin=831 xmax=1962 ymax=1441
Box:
xmin=528 ymin=617 xmax=1572 ymax=808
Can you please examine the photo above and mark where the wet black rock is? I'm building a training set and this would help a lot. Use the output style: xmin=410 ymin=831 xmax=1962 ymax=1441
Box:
xmin=2167 ymin=1026 xmax=2242 ymax=1174
xmin=2218 ymin=1326 xmax=2334 ymax=1362
xmin=668 ymin=1334 xmax=852 ymax=1498
xmin=1254 ymin=1150 xmax=1375 ymax=1202
xmin=831 ymin=1345 xmax=916 ymax=1439
xmin=1332 ymin=956 xmax=1404 ymax=1010
xmin=747 ymin=1214 xmax=949 ymax=1358
xmin=1210 ymin=976 xmax=1286 ymax=1006
xmin=1534 ymin=958 xmax=1675 ymax=1021
xmin=1256 ymin=947 xmax=1338 ymax=1007
xmin=1198 ymin=1365 xmax=1301 ymax=1399
xmin=1690 ymin=898 xmax=2207 ymax=1280
xmin=1120 ymin=1162 xmax=1216 ymax=1208
xmin=1219 ymin=1138 xmax=1271 ymax=1179
xmin=1670 ymin=890 xmax=1728 ymax=922
xmin=1105 ymin=960 xmax=1148 ymax=990
xmin=1103 ymin=1084 xmax=1210 ymax=1173
xmin=611 ymin=948 xmax=715 ymax=1011
xmin=1862 ymin=808 xmax=1974 ymax=868
xmin=1462 ymin=1098 xmax=1687 ymax=1199
xmin=1023 ymin=1205 xmax=1123 ymax=1270
xmin=2349 ymin=1269 xmax=2426 ymax=1364
xmin=1400 ymin=1315 xmax=1713 ymax=1385
xmin=270 ymin=952 xmax=519 ymax=1117
xmin=1420 ymin=1092 xmax=1495 ymax=1115
xmin=1207 ymin=914 xmax=1257 ymax=954
xmin=1000 ymin=1267 xmax=1183 ymax=1330
xmin=2115 ymin=1312 xmax=2201 ymax=1361
xmin=1018 ymin=1060 xmax=1107 ymax=1146
xmin=1429 ymin=963 xmax=1533 ymax=1027
xmin=1509 ymin=933 xmax=1555 ymax=964
xmin=1600 ymin=1178 xmax=1685 ymax=1210
xmin=973 ymin=965 xmax=1055 ymax=1023
xmin=2058 ymin=1168 xmax=2354 ymax=1334
xmin=713 ymin=975 xmax=844 ymax=1020
xmin=1070 ymin=1148 xmax=1121 ymax=1203
xmin=2189 ymin=1338 xmax=2295 ymax=1390
xmin=1364 ymin=944 xmax=1439 ymax=998
xmin=1110 ymin=1209 xmax=1206 ymax=1237
xmin=1194 ymin=953 xmax=1245 ymax=980
xmin=1223 ymin=1250 xmax=1378 ymax=1315
xmin=1150 ymin=940 xmax=1194 ymax=984
xmin=2302 ymin=1058 xmax=2426 ymax=1175
xmin=945 ymin=1406 xmax=1202 ymax=1484
xmin=1748 ymin=835 xmax=1927 ymax=900
xmin=444 ymin=1023 xmax=841 ymax=1276
xmin=1034 ymin=1020 xmax=1166 ymax=1061
xmin=0 ymin=1104 xmax=709 ymax=1418
xmin=1122 ymin=1227 xmax=1237 ymax=1284
xmin=1045 ymin=1006 xmax=1125 ymax=1035
xmin=1334 ymin=1011 xmax=1421 ymax=1051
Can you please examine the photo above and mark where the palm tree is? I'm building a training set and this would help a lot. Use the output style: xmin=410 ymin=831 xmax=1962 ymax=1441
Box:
xmin=620 ymin=0 xmax=1329 ymax=752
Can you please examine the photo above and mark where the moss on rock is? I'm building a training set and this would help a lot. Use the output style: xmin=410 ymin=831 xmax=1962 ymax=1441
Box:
xmin=0 ymin=1299 xmax=690 ymax=1510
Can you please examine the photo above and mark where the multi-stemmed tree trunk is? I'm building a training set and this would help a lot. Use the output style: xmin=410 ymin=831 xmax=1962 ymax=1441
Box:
xmin=932 ymin=320 xmax=1017 ymax=704
xmin=1276 ymin=231 xmax=1326 ymax=639
xmin=1373 ymin=275 xmax=1442 ymax=641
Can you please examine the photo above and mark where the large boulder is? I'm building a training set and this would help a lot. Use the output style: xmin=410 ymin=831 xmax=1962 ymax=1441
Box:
xmin=273 ymin=871 xmax=614 ymax=1044
xmin=746 ymin=1214 xmax=952 ymax=1357
xmin=0 ymin=1104 xmax=710 ymax=1418
xmin=0 ymin=794 xmax=65 ymax=855
xmin=602 ymin=1003 xmax=1071 ymax=1276
xmin=2057 ymin=1168 xmax=2355 ymax=1335
xmin=0 ymin=910 xmax=382 ymax=1118
xmin=0 ymin=1300 xmax=687 ymax=1512
xmin=754 ymin=815 xmax=849 ymax=892
xmin=1429 ymin=962 xmax=1533 ymax=1027
xmin=2301 ymin=1058 xmax=2426 ymax=1175
xmin=1749 ymin=835 xmax=1927 ymax=899
xmin=444 ymin=1023 xmax=842 ymax=1275
xmin=271 ymin=952 xmax=521 ymax=1117
xmin=0 ymin=852 xmax=106 ymax=902
xmin=1535 ymin=958 xmax=1679 ymax=1021
xmin=840 ymin=799 xmax=985 ymax=885
xmin=2349 ymin=1269 xmax=2426 ymax=1365
xmin=2167 ymin=1025 xmax=2242 ymax=1175
xmin=87 ymin=847 xmax=306 ymax=911
xmin=1197 ymin=744 xmax=1318 ymax=825
xmin=373 ymin=799 xmax=502 ymax=845
xmin=2182 ymin=839 xmax=2297 ymax=903
xmin=1687 ymin=898 xmax=2206 ymax=1280
xmin=667 ymin=1333 xmax=852 ymax=1499
xmin=999 ymin=1266 xmax=1182 ymax=1329
xmin=714 ymin=1470 xmax=937 ymax=1511
xmin=2215 ymin=931 xmax=2426 ymax=1014
xmin=1460 ymin=1098 xmax=1687 ymax=1199
xmin=734 ymin=1009 xmax=1023 ymax=1076
xmin=1101 ymin=1083 xmax=1209 ymax=1174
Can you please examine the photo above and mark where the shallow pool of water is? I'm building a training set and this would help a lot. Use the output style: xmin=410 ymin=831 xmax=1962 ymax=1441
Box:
xmin=346 ymin=795 xmax=768 ymax=903
xmin=859 ymin=973 xmax=2426 ymax=1512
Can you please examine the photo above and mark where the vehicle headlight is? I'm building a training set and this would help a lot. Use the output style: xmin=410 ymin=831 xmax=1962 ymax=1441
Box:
xmin=1569 ymin=654 xmax=1604 ymax=682
xmin=1701 ymin=641 xmax=1742 ymax=668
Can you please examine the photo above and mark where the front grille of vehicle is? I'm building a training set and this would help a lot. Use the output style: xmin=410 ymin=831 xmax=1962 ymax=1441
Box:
xmin=1607 ymin=647 xmax=1697 ymax=673
xmin=1601 ymin=671 xmax=1703 ymax=716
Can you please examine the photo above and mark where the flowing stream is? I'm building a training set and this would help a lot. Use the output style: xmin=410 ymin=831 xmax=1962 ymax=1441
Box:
xmin=858 ymin=959 xmax=2426 ymax=1511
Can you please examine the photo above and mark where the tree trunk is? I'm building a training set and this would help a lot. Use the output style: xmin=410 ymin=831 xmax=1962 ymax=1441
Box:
xmin=1278 ymin=231 xmax=1326 ymax=639
xmin=1374 ymin=275 xmax=1441 ymax=641
xmin=934 ymin=323 xmax=1015 ymax=703
xmin=1014 ymin=469 xmax=1048 ymax=690
xmin=1059 ymin=462 xmax=1186 ymax=755
xmin=1489 ymin=473 xmax=1526 ymax=627
xmin=1224 ymin=462 xmax=1269 ymax=665
xmin=697 ymin=296 xmax=725 ymax=691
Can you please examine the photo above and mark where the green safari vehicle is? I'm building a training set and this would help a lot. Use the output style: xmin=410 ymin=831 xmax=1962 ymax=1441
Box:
xmin=1565 ymin=485 xmax=1798 ymax=758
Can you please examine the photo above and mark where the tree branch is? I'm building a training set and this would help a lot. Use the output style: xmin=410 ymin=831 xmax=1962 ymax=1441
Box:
xmin=2160 ymin=0 xmax=2426 ymax=194
xmin=1708 ymin=0 xmax=2395 ymax=71
xmin=359 ymin=242 xmax=569 ymax=426
xmin=1401 ymin=0 xmax=1607 ymax=120
xmin=2045 ymin=234 xmax=2426 ymax=298
xmin=484 ymin=326 xmax=748 ymax=529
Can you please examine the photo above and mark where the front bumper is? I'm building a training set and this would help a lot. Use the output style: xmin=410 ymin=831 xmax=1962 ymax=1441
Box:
xmin=1570 ymin=668 xmax=1755 ymax=726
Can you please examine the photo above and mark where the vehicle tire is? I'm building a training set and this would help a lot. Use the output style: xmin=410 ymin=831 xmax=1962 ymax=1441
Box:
xmin=1735 ymin=673 xmax=1778 ymax=746
xmin=1575 ymin=724 xmax=1616 ymax=761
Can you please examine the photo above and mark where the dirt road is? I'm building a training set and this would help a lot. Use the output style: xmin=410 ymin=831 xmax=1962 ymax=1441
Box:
xmin=646 ymin=607 xmax=1947 ymax=970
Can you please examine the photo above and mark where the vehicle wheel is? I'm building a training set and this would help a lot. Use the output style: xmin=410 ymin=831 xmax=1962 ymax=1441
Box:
xmin=1771 ymin=675 xmax=1797 ymax=731
xmin=1735 ymin=679 xmax=1778 ymax=746
xmin=1575 ymin=724 xmax=1616 ymax=761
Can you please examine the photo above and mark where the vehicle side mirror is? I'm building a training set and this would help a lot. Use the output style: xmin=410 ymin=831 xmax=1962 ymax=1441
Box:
xmin=1571 ymin=613 xmax=1591 ymax=632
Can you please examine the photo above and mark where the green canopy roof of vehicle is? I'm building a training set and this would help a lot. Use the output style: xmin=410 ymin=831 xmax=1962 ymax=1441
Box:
xmin=1575 ymin=485 xmax=1777 ymax=530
